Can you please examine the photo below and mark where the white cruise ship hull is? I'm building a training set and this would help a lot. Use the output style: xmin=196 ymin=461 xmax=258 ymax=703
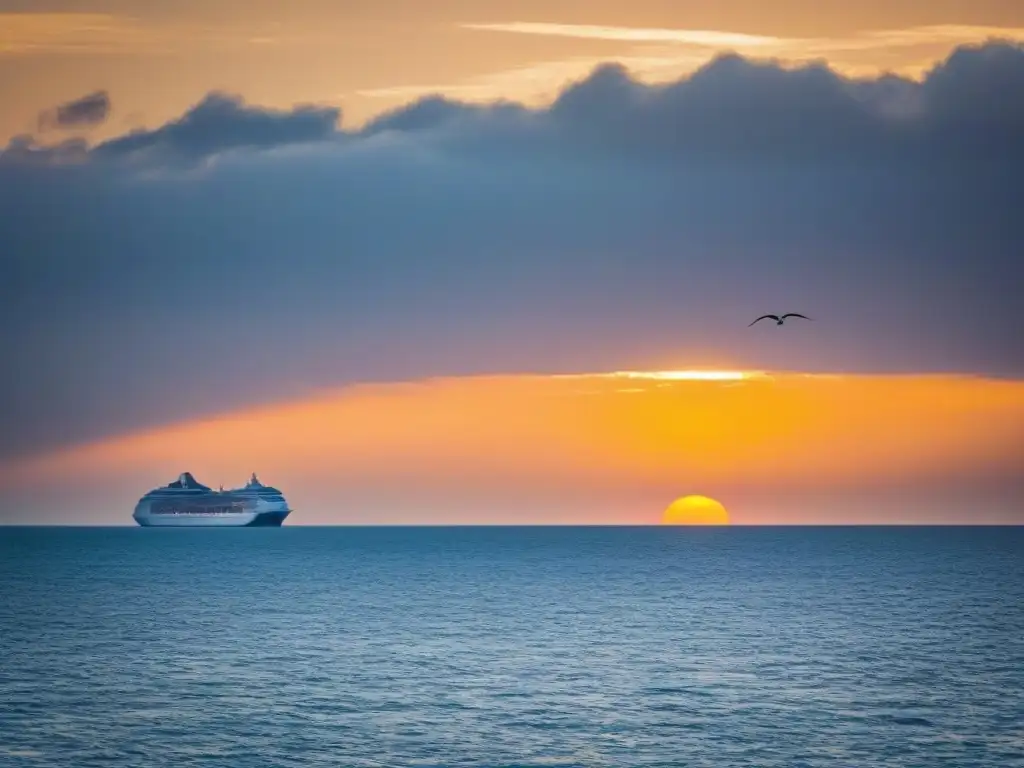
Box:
xmin=132 ymin=472 xmax=292 ymax=527
xmin=133 ymin=508 xmax=290 ymax=527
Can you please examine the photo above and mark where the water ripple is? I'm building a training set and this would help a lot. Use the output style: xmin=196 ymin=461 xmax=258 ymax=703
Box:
xmin=1 ymin=526 xmax=1022 ymax=767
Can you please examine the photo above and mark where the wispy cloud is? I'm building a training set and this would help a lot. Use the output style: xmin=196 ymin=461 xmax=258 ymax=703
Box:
xmin=359 ymin=22 xmax=1024 ymax=106
xmin=820 ymin=24 xmax=1024 ymax=51
xmin=0 ymin=13 xmax=300 ymax=56
xmin=0 ymin=13 xmax=149 ymax=55
xmin=461 ymin=22 xmax=782 ymax=49
xmin=356 ymin=54 xmax=700 ymax=102
xmin=461 ymin=21 xmax=1024 ymax=54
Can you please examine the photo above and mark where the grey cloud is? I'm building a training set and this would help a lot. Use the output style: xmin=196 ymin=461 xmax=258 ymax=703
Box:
xmin=923 ymin=40 xmax=1024 ymax=124
xmin=0 ymin=134 xmax=89 ymax=166
xmin=361 ymin=95 xmax=530 ymax=135
xmin=93 ymin=92 xmax=341 ymax=161
xmin=366 ymin=42 xmax=1024 ymax=161
xmin=38 ymin=90 xmax=111 ymax=131
xmin=0 ymin=42 xmax=1023 ymax=462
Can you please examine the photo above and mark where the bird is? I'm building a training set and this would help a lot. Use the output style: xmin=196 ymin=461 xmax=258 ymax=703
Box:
xmin=748 ymin=313 xmax=812 ymax=327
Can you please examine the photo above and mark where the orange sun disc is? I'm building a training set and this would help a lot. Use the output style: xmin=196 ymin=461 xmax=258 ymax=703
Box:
xmin=662 ymin=495 xmax=730 ymax=525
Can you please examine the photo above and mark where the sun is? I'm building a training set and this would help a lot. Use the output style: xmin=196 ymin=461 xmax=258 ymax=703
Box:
xmin=662 ymin=495 xmax=730 ymax=525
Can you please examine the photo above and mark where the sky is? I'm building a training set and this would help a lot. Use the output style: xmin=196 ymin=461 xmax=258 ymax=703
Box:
xmin=1 ymin=0 xmax=1023 ymax=524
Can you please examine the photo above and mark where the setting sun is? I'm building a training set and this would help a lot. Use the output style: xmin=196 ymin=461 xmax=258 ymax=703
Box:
xmin=662 ymin=495 xmax=731 ymax=526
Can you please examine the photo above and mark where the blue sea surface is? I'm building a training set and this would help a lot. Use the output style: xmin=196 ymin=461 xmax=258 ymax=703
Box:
xmin=1 ymin=526 xmax=1022 ymax=767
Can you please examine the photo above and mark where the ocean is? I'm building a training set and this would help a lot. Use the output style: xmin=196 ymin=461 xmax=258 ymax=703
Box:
xmin=1 ymin=526 xmax=1022 ymax=767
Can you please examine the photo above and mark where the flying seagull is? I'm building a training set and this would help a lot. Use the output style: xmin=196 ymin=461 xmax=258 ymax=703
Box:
xmin=748 ymin=313 xmax=812 ymax=327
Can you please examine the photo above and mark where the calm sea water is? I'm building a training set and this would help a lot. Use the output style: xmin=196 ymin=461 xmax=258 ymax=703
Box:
xmin=1 ymin=526 xmax=1022 ymax=767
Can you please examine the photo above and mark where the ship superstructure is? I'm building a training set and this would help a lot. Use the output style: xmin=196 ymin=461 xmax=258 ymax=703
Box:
xmin=133 ymin=472 xmax=292 ymax=527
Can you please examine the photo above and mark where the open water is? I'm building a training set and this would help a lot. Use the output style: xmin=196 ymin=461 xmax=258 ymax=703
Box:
xmin=1 ymin=526 xmax=1022 ymax=767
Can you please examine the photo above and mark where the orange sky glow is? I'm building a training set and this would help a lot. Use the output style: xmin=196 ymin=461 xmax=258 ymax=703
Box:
xmin=4 ymin=1 xmax=1024 ymax=143
xmin=3 ymin=1 xmax=1024 ymax=524
xmin=3 ymin=370 xmax=1022 ymax=525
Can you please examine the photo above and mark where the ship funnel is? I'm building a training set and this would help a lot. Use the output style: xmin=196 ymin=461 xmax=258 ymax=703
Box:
xmin=177 ymin=472 xmax=199 ymax=487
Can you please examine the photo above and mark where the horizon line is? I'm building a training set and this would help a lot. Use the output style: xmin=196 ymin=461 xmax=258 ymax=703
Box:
xmin=3 ymin=523 xmax=1022 ymax=528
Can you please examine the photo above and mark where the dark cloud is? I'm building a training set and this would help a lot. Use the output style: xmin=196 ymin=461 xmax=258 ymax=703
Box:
xmin=361 ymin=95 xmax=529 ymax=135
xmin=38 ymin=90 xmax=111 ymax=131
xmin=923 ymin=40 xmax=1024 ymax=124
xmin=94 ymin=92 xmax=341 ymax=161
xmin=1 ymin=42 xmax=1023 ymax=462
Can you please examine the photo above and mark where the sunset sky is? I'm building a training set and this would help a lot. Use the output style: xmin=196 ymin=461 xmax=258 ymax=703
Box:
xmin=1 ymin=0 xmax=1023 ymax=524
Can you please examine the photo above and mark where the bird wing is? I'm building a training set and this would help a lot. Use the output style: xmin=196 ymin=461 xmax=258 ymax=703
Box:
xmin=748 ymin=315 xmax=779 ymax=326
xmin=781 ymin=313 xmax=811 ymax=321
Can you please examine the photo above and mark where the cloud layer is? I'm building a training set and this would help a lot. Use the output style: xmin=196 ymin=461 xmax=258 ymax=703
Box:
xmin=1 ymin=42 xmax=1023 ymax=464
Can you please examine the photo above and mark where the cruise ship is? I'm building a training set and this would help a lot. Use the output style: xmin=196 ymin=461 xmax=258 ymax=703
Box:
xmin=133 ymin=472 xmax=292 ymax=527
